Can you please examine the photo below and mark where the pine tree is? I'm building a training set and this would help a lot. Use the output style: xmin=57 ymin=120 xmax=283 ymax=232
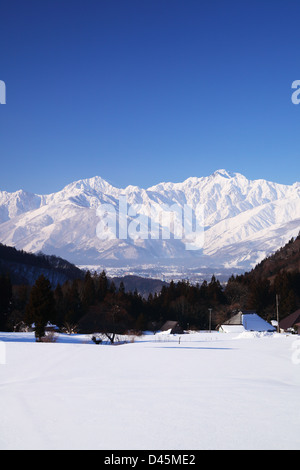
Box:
xmin=81 ymin=271 xmax=96 ymax=309
xmin=118 ymin=281 xmax=125 ymax=295
xmin=207 ymin=275 xmax=226 ymax=303
xmin=25 ymin=275 xmax=56 ymax=341
xmin=0 ymin=274 xmax=12 ymax=331
xmin=64 ymin=280 xmax=83 ymax=325
xmin=97 ymin=270 xmax=108 ymax=301
xmin=54 ymin=283 xmax=65 ymax=327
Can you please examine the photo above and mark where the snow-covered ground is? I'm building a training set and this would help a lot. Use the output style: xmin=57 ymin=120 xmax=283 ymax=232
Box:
xmin=0 ymin=330 xmax=299 ymax=450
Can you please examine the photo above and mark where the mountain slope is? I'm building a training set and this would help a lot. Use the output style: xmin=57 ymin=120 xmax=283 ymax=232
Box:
xmin=245 ymin=231 xmax=300 ymax=281
xmin=0 ymin=170 xmax=299 ymax=271
xmin=0 ymin=243 xmax=84 ymax=286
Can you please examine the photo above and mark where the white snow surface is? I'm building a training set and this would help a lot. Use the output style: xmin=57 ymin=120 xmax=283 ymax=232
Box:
xmin=0 ymin=170 xmax=300 ymax=270
xmin=0 ymin=331 xmax=299 ymax=450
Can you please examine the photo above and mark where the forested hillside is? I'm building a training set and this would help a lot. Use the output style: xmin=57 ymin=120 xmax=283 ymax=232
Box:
xmin=1 ymin=234 xmax=300 ymax=337
xmin=244 ymin=232 xmax=300 ymax=280
xmin=0 ymin=243 xmax=84 ymax=286
xmin=227 ymin=232 xmax=300 ymax=321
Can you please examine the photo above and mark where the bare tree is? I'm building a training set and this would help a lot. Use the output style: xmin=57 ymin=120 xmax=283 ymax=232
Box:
xmin=100 ymin=303 xmax=131 ymax=344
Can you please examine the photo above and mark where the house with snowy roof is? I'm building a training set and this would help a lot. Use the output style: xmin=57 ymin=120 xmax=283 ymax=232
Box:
xmin=160 ymin=321 xmax=184 ymax=334
xmin=279 ymin=309 xmax=300 ymax=333
xmin=218 ymin=310 xmax=275 ymax=333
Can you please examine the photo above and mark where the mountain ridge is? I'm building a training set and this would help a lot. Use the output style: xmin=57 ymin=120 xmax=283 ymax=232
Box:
xmin=0 ymin=243 xmax=84 ymax=286
xmin=0 ymin=170 xmax=299 ymax=272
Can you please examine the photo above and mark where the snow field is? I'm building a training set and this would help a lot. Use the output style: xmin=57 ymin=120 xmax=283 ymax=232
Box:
xmin=0 ymin=331 xmax=299 ymax=450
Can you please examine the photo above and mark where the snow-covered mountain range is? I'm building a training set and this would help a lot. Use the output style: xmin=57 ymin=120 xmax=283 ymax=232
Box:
xmin=0 ymin=170 xmax=299 ymax=274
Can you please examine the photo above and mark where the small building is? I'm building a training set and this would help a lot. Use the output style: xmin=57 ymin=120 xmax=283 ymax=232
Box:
xmin=45 ymin=322 xmax=59 ymax=332
xmin=279 ymin=309 xmax=300 ymax=333
xmin=219 ymin=310 xmax=275 ymax=333
xmin=30 ymin=322 xmax=59 ymax=333
xmin=160 ymin=321 xmax=184 ymax=334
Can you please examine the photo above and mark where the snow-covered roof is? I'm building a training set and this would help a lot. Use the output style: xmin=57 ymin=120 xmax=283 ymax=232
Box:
xmin=220 ymin=312 xmax=275 ymax=333
xmin=219 ymin=325 xmax=245 ymax=333
xmin=242 ymin=314 xmax=275 ymax=332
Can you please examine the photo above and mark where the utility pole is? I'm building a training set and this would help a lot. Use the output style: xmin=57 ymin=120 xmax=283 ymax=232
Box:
xmin=276 ymin=294 xmax=280 ymax=333
xmin=208 ymin=308 xmax=212 ymax=333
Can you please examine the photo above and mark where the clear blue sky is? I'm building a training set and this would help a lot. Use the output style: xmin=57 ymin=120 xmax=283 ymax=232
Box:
xmin=0 ymin=0 xmax=300 ymax=194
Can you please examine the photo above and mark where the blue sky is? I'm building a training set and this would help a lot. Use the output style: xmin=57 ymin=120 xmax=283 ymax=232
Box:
xmin=0 ymin=0 xmax=300 ymax=194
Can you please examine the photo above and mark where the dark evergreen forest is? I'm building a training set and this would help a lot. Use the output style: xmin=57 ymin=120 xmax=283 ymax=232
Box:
xmin=0 ymin=234 xmax=300 ymax=337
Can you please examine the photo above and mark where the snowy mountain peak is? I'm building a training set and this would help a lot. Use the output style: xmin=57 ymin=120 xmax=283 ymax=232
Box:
xmin=0 ymin=170 xmax=299 ymax=273
xmin=212 ymin=169 xmax=235 ymax=179
xmin=61 ymin=176 xmax=115 ymax=194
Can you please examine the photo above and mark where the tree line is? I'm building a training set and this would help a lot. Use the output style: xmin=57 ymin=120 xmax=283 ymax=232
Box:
xmin=1 ymin=263 xmax=299 ymax=341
